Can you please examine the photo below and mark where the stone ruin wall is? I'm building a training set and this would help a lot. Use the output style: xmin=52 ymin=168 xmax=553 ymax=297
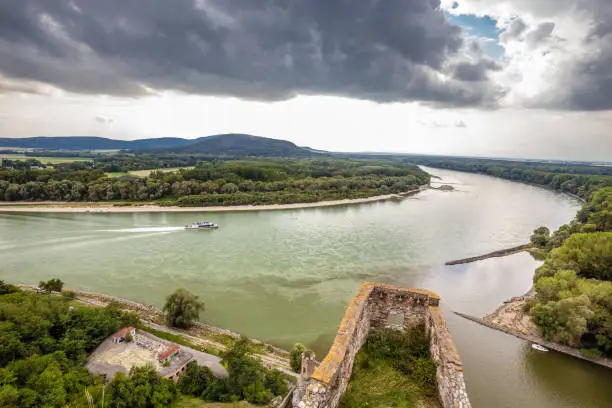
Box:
xmin=293 ymin=282 xmax=471 ymax=408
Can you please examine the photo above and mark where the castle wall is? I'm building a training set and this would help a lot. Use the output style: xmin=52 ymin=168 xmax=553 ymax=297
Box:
xmin=293 ymin=282 xmax=471 ymax=408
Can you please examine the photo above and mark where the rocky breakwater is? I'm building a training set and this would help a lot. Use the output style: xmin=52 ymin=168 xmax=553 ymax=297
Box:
xmin=293 ymin=282 xmax=471 ymax=408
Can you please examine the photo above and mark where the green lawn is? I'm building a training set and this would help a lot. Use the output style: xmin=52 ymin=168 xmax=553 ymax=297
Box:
xmin=129 ymin=166 xmax=194 ymax=177
xmin=105 ymin=172 xmax=129 ymax=178
xmin=341 ymin=359 xmax=419 ymax=408
xmin=171 ymin=396 xmax=258 ymax=408
xmin=104 ymin=167 xmax=194 ymax=178
xmin=2 ymin=154 xmax=93 ymax=164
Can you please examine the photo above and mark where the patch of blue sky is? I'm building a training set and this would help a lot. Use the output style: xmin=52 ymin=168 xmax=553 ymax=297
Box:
xmin=445 ymin=11 xmax=505 ymax=59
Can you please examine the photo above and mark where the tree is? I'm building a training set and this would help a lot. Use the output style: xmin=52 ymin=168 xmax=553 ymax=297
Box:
xmin=290 ymin=343 xmax=307 ymax=373
xmin=38 ymin=278 xmax=64 ymax=293
xmin=530 ymin=226 xmax=551 ymax=247
xmin=162 ymin=288 xmax=204 ymax=329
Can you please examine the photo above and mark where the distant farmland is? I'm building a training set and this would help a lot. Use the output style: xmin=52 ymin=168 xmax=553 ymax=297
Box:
xmin=1 ymin=154 xmax=94 ymax=164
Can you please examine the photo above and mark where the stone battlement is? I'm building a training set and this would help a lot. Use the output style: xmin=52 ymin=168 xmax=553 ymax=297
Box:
xmin=293 ymin=282 xmax=470 ymax=408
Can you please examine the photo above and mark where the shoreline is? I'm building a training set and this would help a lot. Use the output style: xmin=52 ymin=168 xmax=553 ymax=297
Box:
xmin=15 ymin=284 xmax=297 ymax=375
xmin=0 ymin=188 xmax=424 ymax=213
xmin=455 ymin=292 xmax=612 ymax=370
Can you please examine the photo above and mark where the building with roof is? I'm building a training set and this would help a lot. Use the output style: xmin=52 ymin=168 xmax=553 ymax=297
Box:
xmin=112 ymin=327 xmax=136 ymax=343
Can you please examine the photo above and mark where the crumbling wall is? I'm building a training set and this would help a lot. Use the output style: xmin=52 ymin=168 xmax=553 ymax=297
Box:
xmin=293 ymin=282 xmax=471 ymax=408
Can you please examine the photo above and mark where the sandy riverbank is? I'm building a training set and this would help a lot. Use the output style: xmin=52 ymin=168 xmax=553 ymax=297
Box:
xmin=455 ymin=289 xmax=612 ymax=370
xmin=0 ymin=189 xmax=423 ymax=213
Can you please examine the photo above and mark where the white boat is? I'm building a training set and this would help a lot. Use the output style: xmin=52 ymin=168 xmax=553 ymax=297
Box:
xmin=531 ymin=344 xmax=549 ymax=352
xmin=185 ymin=221 xmax=219 ymax=230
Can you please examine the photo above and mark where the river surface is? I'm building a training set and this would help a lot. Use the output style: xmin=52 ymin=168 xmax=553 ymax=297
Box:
xmin=2 ymin=167 xmax=612 ymax=407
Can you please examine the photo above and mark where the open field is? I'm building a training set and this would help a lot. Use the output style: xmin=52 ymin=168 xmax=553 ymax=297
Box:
xmin=104 ymin=166 xmax=194 ymax=178
xmin=1 ymin=154 xmax=93 ymax=163
xmin=129 ymin=166 xmax=195 ymax=177
xmin=171 ymin=397 xmax=259 ymax=408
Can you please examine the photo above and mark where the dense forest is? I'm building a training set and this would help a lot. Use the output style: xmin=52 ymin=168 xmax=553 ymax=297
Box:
xmin=0 ymin=283 xmax=291 ymax=407
xmin=526 ymin=187 xmax=612 ymax=356
xmin=0 ymin=158 xmax=430 ymax=206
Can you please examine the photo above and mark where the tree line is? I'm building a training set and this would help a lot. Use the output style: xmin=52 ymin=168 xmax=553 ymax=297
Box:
xmin=528 ymin=187 xmax=612 ymax=356
xmin=0 ymin=158 xmax=429 ymax=205
xmin=412 ymin=157 xmax=612 ymax=200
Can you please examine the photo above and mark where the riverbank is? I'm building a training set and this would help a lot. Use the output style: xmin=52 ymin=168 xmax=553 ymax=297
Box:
xmin=444 ymin=244 xmax=533 ymax=265
xmin=16 ymin=284 xmax=297 ymax=376
xmin=0 ymin=189 xmax=423 ymax=213
xmin=455 ymin=292 xmax=612 ymax=370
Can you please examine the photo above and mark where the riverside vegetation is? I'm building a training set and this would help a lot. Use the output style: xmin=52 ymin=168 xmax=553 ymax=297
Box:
xmin=414 ymin=156 xmax=612 ymax=358
xmin=0 ymin=282 xmax=290 ymax=408
xmin=0 ymin=157 xmax=429 ymax=206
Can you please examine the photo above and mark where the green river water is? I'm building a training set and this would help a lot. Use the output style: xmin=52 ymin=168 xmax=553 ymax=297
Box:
xmin=1 ymin=167 xmax=612 ymax=407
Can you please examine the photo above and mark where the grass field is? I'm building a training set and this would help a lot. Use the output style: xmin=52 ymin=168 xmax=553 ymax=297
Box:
xmin=105 ymin=167 xmax=194 ymax=178
xmin=171 ymin=396 xmax=258 ymax=408
xmin=1 ymin=154 xmax=93 ymax=164
xmin=129 ymin=167 xmax=194 ymax=177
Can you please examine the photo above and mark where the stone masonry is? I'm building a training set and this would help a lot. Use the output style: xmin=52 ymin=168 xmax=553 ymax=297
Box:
xmin=293 ymin=282 xmax=471 ymax=408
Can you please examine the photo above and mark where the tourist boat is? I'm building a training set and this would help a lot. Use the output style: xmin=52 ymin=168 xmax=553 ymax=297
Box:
xmin=185 ymin=221 xmax=219 ymax=230
xmin=531 ymin=344 xmax=549 ymax=352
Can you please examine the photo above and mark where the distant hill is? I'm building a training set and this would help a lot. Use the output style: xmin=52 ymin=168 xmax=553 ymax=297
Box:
xmin=157 ymin=134 xmax=316 ymax=157
xmin=0 ymin=134 xmax=322 ymax=157
xmin=0 ymin=136 xmax=195 ymax=150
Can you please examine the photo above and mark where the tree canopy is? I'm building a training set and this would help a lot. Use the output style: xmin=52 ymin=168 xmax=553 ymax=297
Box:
xmin=163 ymin=289 xmax=204 ymax=329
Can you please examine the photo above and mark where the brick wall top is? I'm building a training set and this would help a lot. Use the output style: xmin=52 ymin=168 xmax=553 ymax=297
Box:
xmin=311 ymin=282 xmax=441 ymax=385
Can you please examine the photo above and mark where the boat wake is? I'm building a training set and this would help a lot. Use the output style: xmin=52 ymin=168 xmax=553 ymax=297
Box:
xmin=102 ymin=226 xmax=185 ymax=233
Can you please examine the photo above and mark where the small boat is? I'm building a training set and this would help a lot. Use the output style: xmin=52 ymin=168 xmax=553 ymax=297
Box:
xmin=531 ymin=344 xmax=549 ymax=352
xmin=185 ymin=221 xmax=219 ymax=230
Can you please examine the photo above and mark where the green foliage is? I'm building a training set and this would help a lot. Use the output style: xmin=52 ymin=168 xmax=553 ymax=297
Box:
xmin=0 ymin=287 xmax=126 ymax=407
xmin=0 ymin=157 xmax=430 ymax=205
xmin=38 ymin=278 xmax=64 ymax=293
xmin=180 ymin=336 xmax=288 ymax=404
xmin=530 ymin=226 xmax=551 ymax=247
xmin=106 ymin=365 xmax=178 ymax=408
xmin=163 ymin=289 xmax=204 ymax=329
xmin=340 ymin=327 xmax=437 ymax=408
xmin=289 ymin=343 xmax=307 ymax=373
xmin=549 ymin=233 xmax=612 ymax=280
xmin=0 ymin=281 xmax=18 ymax=295
xmin=178 ymin=361 xmax=215 ymax=397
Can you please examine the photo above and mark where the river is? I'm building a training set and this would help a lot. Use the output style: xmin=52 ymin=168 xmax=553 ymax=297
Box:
xmin=1 ymin=167 xmax=611 ymax=407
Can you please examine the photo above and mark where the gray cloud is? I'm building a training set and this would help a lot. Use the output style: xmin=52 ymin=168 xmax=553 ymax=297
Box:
xmin=452 ymin=59 xmax=502 ymax=82
xmin=0 ymin=0 xmax=502 ymax=106
xmin=501 ymin=17 xmax=527 ymax=42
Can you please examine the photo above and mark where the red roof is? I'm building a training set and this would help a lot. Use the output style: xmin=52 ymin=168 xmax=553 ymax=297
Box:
xmin=158 ymin=345 xmax=180 ymax=360
xmin=112 ymin=327 xmax=135 ymax=338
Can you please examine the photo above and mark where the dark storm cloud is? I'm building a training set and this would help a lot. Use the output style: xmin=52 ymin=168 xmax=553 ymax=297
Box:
xmin=563 ymin=2 xmax=612 ymax=111
xmin=452 ymin=59 xmax=501 ymax=82
xmin=0 ymin=0 xmax=501 ymax=106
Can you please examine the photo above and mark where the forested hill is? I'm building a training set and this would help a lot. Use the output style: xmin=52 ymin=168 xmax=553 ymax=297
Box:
xmin=153 ymin=134 xmax=316 ymax=157
xmin=0 ymin=134 xmax=321 ymax=157
xmin=0 ymin=136 xmax=195 ymax=150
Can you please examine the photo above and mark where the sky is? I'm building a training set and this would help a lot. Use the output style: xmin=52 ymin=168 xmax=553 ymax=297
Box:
xmin=0 ymin=0 xmax=611 ymax=160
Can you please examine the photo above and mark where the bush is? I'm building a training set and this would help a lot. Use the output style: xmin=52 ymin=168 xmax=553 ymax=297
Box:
xmin=290 ymin=343 xmax=307 ymax=373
